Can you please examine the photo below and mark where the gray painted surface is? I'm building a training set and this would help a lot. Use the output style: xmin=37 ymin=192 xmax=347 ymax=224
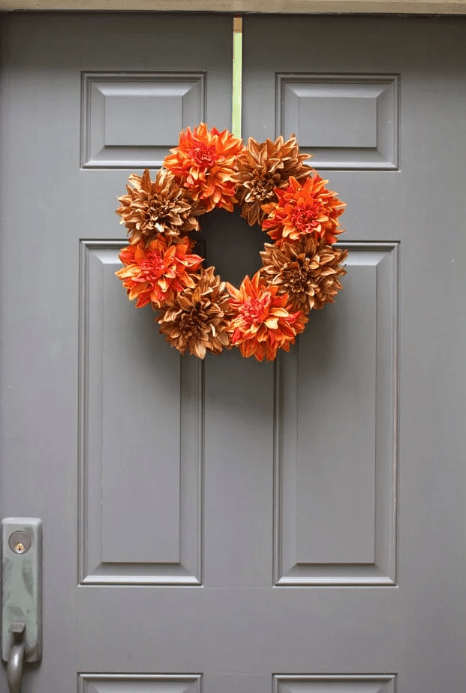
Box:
xmin=0 ymin=12 xmax=465 ymax=693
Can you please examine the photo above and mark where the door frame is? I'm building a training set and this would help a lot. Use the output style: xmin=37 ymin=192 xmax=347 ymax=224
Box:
xmin=2 ymin=2 xmax=466 ymax=15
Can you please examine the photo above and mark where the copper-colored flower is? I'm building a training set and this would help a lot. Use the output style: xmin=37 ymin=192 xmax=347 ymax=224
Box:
xmin=233 ymin=135 xmax=312 ymax=226
xmin=156 ymin=267 xmax=232 ymax=358
xmin=116 ymin=236 xmax=203 ymax=308
xmin=260 ymin=238 xmax=348 ymax=314
xmin=116 ymin=168 xmax=199 ymax=246
xmin=262 ymin=174 xmax=345 ymax=244
xmin=163 ymin=123 xmax=244 ymax=213
xmin=226 ymin=272 xmax=307 ymax=362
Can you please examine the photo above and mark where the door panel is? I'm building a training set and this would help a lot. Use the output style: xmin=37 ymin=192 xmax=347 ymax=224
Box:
xmin=81 ymin=72 xmax=207 ymax=170
xmin=80 ymin=242 xmax=203 ymax=584
xmin=78 ymin=674 xmax=202 ymax=693
xmin=0 ymin=12 xmax=465 ymax=693
xmin=277 ymin=243 xmax=397 ymax=585
xmin=277 ymin=73 xmax=399 ymax=169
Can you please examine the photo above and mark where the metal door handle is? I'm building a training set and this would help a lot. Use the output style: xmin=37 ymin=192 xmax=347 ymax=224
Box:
xmin=2 ymin=519 xmax=42 ymax=692
xmin=6 ymin=623 xmax=25 ymax=693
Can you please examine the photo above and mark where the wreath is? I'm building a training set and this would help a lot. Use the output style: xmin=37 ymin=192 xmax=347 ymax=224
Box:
xmin=116 ymin=123 xmax=348 ymax=362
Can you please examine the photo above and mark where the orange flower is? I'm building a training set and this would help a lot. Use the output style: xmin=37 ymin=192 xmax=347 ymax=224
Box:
xmin=163 ymin=123 xmax=244 ymax=213
xmin=116 ymin=236 xmax=203 ymax=309
xmin=261 ymin=174 xmax=345 ymax=244
xmin=226 ymin=272 xmax=307 ymax=362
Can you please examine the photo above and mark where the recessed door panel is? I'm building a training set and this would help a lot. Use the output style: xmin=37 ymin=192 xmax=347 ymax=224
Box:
xmin=275 ymin=244 xmax=397 ymax=585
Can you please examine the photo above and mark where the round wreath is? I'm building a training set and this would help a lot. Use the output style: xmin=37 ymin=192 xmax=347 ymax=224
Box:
xmin=116 ymin=123 xmax=348 ymax=362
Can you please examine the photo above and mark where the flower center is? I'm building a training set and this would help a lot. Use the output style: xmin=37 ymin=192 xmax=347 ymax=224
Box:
xmin=140 ymin=251 xmax=166 ymax=280
xmin=149 ymin=197 xmax=171 ymax=219
xmin=252 ymin=178 xmax=276 ymax=200
xmin=241 ymin=293 xmax=271 ymax=327
xmin=287 ymin=268 xmax=305 ymax=286
xmin=191 ymin=141 xmax=218 ymax=168
xmin=291 ymin=202 xmax=321 ymax=234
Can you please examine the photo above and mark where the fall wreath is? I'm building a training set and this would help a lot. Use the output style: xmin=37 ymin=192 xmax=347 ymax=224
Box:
xmin=116 ymin=123 xmax=348 ymax=362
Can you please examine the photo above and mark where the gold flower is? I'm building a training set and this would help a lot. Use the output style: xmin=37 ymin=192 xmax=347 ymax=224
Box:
xmin=232 ymin=135 xmax=312 ymax=227
xmin=116 ymin=168 xmax=199 ymax=246
xmin=260 ymin=238 xmax=348 ymax=313
xmin=156 ymin=267 xmax=232 ymax=358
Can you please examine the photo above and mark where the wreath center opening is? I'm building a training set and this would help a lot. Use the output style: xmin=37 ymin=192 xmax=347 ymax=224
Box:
xmin=195 ymin=207 xmax=266 ymax=288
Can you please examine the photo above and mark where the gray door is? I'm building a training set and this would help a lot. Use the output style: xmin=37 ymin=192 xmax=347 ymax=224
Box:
xmin=1 ymin=11 xmax=465 ymax=693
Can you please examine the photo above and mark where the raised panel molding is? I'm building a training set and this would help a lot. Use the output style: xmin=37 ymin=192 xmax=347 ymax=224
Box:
xmin=277 ymin=74 xmax=399 ymax=170
xmin=78 ymin=241 xmax=204 ymax=585
xmin=79 ymin=674 xmax=202 ymax=693
xmin=274 ymin=675 xmax=396 ymax=693
xmin=274 ymin=243 xmax=398 ymax=586
xmin=81 ymin=72 xmax=205 ymax=168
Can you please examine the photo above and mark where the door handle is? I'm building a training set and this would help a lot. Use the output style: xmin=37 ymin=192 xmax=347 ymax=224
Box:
xmin=6 ymin=623 xmax=25 ymax=693
xmin=2 ymin=519 xmax=42 ymax=692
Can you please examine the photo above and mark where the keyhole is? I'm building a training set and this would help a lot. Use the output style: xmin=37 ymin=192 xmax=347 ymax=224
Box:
xmin=8 ymin=530 xmax=32 ymax=554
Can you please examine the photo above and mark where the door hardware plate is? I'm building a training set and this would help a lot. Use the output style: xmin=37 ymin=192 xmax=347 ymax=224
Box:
xmin=2 ymin=519 xmax=42 ymax=663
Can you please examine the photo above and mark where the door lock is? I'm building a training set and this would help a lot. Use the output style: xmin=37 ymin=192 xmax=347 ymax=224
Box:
xmin=2 ymin=519 xmax=42 ymax=693
xmin=8 ymin=531 xmax=32 ymax=555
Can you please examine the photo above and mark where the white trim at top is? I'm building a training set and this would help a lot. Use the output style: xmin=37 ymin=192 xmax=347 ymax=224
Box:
xmin=2 ymin=0 xmax=466 ymax=14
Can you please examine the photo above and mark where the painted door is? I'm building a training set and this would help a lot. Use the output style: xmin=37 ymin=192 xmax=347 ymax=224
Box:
xmin=1 ymin=11 xmax=465 ymax=693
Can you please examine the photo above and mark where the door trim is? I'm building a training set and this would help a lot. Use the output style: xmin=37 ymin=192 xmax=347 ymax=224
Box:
xmin=2 ymin=2 xmax=466 ymax=15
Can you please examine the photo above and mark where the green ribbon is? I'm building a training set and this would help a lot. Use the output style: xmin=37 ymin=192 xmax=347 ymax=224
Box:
xmin=232 ymin=16 xmax=243 ymax=139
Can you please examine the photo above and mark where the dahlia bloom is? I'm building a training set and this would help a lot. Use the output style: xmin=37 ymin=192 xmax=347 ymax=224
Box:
xmin=156 ymin=267 xmax=232 ymax=358
xmin=115 ymin=168 xmax=199 ymax=246
xmin=260 ymin=238 xmax=348 ymax=314
xmin=163 ymin=123 xmax=244 ymax=212
xmin=232 ymin=135 xmax=312 ymax=226
xmin=261 ymin=174 xmax=345 ymax=244
xmin=116 ymin=237 xmax=203 ymax=309
xmin=226 ymin=272 xmax=307 ymax=362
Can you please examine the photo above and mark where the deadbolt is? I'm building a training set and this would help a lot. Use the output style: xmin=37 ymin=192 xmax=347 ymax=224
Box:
xmin=8 ymin=531 xmax=31 ymax=555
